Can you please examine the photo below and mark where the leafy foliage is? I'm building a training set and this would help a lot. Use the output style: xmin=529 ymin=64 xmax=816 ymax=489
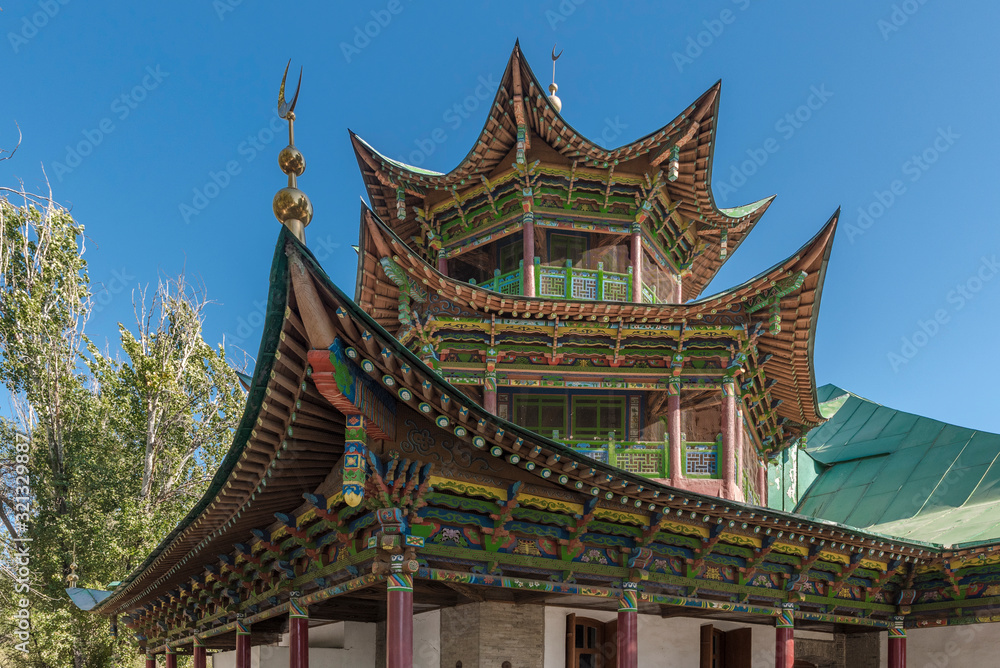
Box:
xmin=0 ymin=195 xmax=244 ymax=667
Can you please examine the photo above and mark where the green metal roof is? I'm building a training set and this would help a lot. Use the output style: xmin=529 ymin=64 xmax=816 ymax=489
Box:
xmin=352 ymin=134 xmax=445 ymax=176
xmin=66 ymin=587 xmax=114 ymax=611
xmin=718 ymin=195 xmax=775 ymax=219
xmin=777 ymin=384 xmax=1000 ymax=546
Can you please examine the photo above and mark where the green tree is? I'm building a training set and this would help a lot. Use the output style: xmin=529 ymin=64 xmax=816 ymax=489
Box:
xmin=0 ymin=192 xmax=243 ymax=667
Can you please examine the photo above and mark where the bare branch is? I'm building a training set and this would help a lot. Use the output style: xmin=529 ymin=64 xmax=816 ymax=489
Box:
xmin=0 ymin=504 xmax=19 ymax=541
xmin=0 ymin=122 xmax=22 ymax=163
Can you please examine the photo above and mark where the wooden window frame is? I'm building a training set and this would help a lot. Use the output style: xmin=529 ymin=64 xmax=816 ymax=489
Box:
xmin=572 ymin=395 xmax=627 ymax=441
xmin=511 ymin=394 xmax=568 ymax=438
xmin=700 ymin=624 xmax=752 ymax=668
xmin=566 ymin=613 xmax=617 ymax=668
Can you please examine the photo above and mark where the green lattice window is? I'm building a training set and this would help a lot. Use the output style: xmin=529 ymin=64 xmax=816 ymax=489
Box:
xmin=499 ymin=235 xmax=522 ymax=274
xmin=684 ymin=442 xmax=719 ymax=478
xmin=572 ymin=396 xmax=626 ymax=440
xmin=512 ymin=395 xmax=567 ymax=438
xmin=550 ymin=233 xmax=588 ymax=266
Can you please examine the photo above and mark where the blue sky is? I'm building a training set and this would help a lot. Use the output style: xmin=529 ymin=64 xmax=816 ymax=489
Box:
xmin=4 ymin=1 xmax=999 ymax=433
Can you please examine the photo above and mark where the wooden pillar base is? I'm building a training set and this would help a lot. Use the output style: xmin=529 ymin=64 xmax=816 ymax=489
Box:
xmin=387 ymin=574 xmax=414 ymax=668
xmin=776 ymin=627 xmax=794 ymax=668
xmin=193 ymin=641 xmax=207 ymax=668
xmin=522 ymin=212 xmax=536 ymax=297
xmin=889 ymin=637 xmax=906 ymax=668
xmin=236 ymin=621 xmax=251 ymax=668
xmin=721 ymin=379 xmax=738 ymax=499
xmin=889 ymin=617 xmax=907 ymax=668
xmin=290 ymin=600 xmax=309 ymax=668
xmin=775 ymin=604 xmax=794 ymax=668
xmin=631 ymin=228 xmax=643 ymax=303
xmin=618 ymin=583 xmax=639 ymax=668
xmin=667 ymin=389 xmax=682 ymax=483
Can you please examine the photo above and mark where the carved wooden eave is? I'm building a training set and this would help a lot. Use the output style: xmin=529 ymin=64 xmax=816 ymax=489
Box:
xmin=92 ymin=244 xmax=347 ymax=622
xmin=94 ymin=227 xmax=1000 ymax=652
xmin=357 ymin=204 xmax=836 ymax=429
xmin=350 ymin=42 xmax=773 ymax=300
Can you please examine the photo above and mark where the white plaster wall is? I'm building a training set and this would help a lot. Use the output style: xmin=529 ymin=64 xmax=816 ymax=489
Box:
xmin=542 ymin=606 xmax=834 ymax=668
xmin=413 ymin=609 xmax=441 ymax=668
xmin=906 ymin=624 xmax=999 ymax=668
xmin=210 ymin=646 xmax=364 ymax=667
xmin=210 ymin=620 xmax=376 ymax=668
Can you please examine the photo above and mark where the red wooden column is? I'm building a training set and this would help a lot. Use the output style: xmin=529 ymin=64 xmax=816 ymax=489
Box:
xmin=735 ymin=406 xmax=745 ymax=499
xmin=889 ymin=616 xmax=907 ymax=668
xmin=164 ymin=648 xmax=177 ymax=668
xmin=145 ymin=653 xmax=156 ymax=668
xmin=522 ymin=210 xmax=536 ymax=297
xmin=721 ymin=378 xmax=738 ymax=498
xmin=387 ymin=572 xmax=414 ymax=668
xmin=618 ymin=582 xmax=639 ymax=668
xmin=483 ymin=388 xmax=497 ymax=413
xmin=631 ymin=223 xmax=643 ymax=302
xmin=235 ymin=620 xmax=251 ymax=668
xmin=483 ymin=348 xmax=498 ymax=414
xmin=667 ymin=381 xmax=682 ymax=484
xmin=290 ymin=599 xmax=310 ymax=668
xmin=757 ymin=461 xmax=768 ymax=506
xmin=775 ymin=603 xmax=794 ymax=668
xmin=192 ymin=636 xmax=207 ymax=668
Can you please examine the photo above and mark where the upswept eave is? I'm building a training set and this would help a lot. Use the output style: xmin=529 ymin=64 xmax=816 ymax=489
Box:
xmin=95 ymin=213 xmax=891 ymax=621
xmin=357 ymin=203 xmax=837 ymax=428
xmin=298 ymin=215 xmax=919 ymax=551
xmin=92 ymin=237 xmax=336 ymax=616
xmin=350 ymin=43 xmax=773 ymax=299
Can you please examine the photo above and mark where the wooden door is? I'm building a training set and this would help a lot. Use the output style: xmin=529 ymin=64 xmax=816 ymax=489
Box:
xmin=566 ymin=615 xmax=605 ymax=668
xmin=602 ymin=619 xmax=619 ymax=667
xmin=701 ymin=625 xmax=726 ymax=668
xmin=723 ymin=628 xmax=752 ymax=668
xmin=700 ymin=625 xmax=713 ymax=668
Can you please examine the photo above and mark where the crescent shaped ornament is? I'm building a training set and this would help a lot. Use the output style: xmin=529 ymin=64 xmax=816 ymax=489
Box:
xmin=278 ymin=59 xmax=302 ymax=119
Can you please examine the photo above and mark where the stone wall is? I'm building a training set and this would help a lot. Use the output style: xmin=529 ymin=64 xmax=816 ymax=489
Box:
xmin=843 ymin=632 xmax=881 ymax=668
xmin=440 ymin=601 xmax=545 ymax=668
xmin=796 ymin=634 xmax=845 ymax=668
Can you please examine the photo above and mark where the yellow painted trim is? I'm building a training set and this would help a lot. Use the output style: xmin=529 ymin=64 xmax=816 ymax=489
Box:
xmin=520 ymin=493 xmax=584 ymax=515
xmin=595 ymin=508 xmax=650 ymax=527
xmin=429 ymin=476 xmax=507 ymax=501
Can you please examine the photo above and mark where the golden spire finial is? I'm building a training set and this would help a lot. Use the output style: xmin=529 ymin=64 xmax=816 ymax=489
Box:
xmin=548 ymin=45 xmax=563 ymax=113
xmin=273 ymin=60 xmax=313 ymax=243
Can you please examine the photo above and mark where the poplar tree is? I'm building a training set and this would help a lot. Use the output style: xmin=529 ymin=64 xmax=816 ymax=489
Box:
xmin=0 ymin=191 xmax=244 ymax=667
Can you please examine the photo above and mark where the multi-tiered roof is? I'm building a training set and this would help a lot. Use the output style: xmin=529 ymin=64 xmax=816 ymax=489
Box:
xmin=78 ymin=48 xmax=1000 ymax=659
xmin=351 ymin=43 xmax=836 ymax=457
xmin=352 ymin=45 xmax=773 ymax=301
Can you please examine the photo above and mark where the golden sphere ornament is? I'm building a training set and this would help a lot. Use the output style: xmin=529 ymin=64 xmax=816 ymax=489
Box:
xmin=273 ymin=187 xmax=313 ymax=226
xmin=547 ymin=83 xmax=562 ymax=113
xmin=278 ymin=145 xmax=306 ymax=176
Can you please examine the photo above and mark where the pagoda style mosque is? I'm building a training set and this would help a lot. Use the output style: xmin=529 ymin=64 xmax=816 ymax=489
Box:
xmin=76 ymin=45 xmax=1000 ymax=668
xmin=350 ymin=46 xmax=829 ymax=507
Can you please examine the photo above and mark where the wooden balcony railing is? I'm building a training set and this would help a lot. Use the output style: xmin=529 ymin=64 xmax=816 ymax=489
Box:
xmin=546 ymin=432 xmax=721 ymax=479
xmin=471 ymin=259 xmax=659 ymax=304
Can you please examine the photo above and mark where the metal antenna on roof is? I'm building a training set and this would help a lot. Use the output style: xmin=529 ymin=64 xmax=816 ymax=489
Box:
xmin=273 ymin=60 xmax=313 ymax=243
xmin=548 ymin=45 xmax=563 ymax=113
